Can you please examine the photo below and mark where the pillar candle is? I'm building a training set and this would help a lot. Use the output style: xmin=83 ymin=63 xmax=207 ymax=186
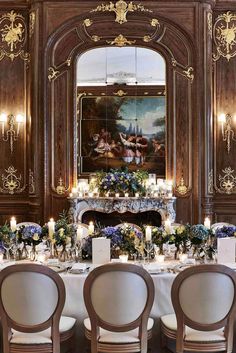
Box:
xmin=77 ymin=225 xmax=83 ymax=241
xmin=10 ymin=217 xmax=17 ymax=232
xmin=145 ymin=226 xmax=152 ymax=241
xmin=88 ymin=221 xmax=94 ymax=235
xmin=48 ymin=218 xmax=55 ymax=239
xmin=204 ymin=217 xmax=211 ymax=229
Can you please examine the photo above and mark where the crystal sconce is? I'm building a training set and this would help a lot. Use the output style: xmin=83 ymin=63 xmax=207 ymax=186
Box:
xmin=0 ymin=113 xmax=24 ymax=153
xmin=218 ymin=113 xmax=236 ymax=154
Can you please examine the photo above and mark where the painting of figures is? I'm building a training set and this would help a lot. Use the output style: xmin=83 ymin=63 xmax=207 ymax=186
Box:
xmin=79 ymin=95 xmax=166 ymax=176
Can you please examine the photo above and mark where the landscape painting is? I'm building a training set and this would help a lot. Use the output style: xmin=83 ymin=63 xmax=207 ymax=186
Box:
xmin=79 ymin=95 xmax=166 ymax=176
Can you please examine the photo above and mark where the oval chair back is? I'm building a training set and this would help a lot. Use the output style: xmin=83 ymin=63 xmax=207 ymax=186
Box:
xmin=0 ymin=263 xmax=65 ymax=353
xmin=83 ymin=263 xmax=154 ymax=353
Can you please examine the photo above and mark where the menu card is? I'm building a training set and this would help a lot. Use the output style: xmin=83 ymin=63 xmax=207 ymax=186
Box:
xmin=217 ymin=237 xmax=236 ymax=264
xmin=92 ymin=237 xmax=111 ymax=264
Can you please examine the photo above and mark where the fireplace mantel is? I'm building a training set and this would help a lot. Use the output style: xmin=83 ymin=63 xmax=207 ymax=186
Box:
xmin=68 ymin=196 xmax=176 ymax=224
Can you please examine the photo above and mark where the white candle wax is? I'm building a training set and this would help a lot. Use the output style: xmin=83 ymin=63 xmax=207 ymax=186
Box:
xmin=124 ymin=193 xmax=129 ymax=198
xmin=72 ymin=187 xmax=77 ymax=195
xmin=135 ymin=192 xmax=140 ymax=198
xmin=119 ymin=254 xmax=128 ymax=263
xmin=204 ymin=217 xmax=211 ymax=229
xmin=145 ymin=226 xmax=152 ymax=242
xmin=48 ymin=218 xmax=55 ymax=239
xmin=115 ymin=193 xmax=120 ymax=198
xmin=77 ymin=225 xmax=83 ymax=240
xmin=156 ymin=254 xmax=165 ymax=263
xmin=88 ymin=221 xmax=94 ymax=235
xmin=10 ymin=217 xmax=17 ymax=232
xmin=164 ymin=219 xmax=173 ymax=234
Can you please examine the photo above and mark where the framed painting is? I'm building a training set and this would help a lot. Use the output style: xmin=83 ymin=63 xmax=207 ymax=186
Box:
xmin=78 ymin=94 xmax=166 ymax=176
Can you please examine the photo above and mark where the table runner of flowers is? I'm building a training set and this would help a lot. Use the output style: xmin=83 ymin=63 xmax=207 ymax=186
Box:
xmin=0 ymin=212 xmax=236 ymax=262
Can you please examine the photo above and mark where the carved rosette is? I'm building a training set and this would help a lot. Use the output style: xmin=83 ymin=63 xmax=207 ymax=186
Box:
xmin=68 ymin=197 xmax=176 ymax=223
xmin=0 ymin=10 xmax=29 ymax=62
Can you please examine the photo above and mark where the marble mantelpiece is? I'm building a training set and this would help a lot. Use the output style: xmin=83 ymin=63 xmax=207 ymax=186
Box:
xmin=68 ymin=196 xmax=176 ymax=224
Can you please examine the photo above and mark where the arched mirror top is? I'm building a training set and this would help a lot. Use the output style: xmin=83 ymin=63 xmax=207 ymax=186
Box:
xmin=77 ymin=47 xmax=166 ymax=86
xmin=76 ymin=46 xmax=166 ymax=178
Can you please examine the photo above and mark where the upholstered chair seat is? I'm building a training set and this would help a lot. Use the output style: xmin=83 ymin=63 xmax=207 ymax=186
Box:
xmin=11 ymin=316 xmax=76 ymax=344
xmin=84 ymin=317 xmax=154 ymax=343
xmin=161 ymin=314 xmax=225 ymax=343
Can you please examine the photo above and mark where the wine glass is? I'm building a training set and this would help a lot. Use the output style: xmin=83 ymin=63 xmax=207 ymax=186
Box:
xmin=144 ymin=241 xmax=154 ymax=265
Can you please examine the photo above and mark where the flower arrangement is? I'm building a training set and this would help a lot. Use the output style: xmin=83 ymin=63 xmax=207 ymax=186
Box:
xmin=95 ymin=168 xmax=148 ymax=196
xmin=215 ymin=225 xmax=236 ymax=238
xmin=17 ymin=225 xmax=44 ymax=246
xmin=82 ymin=224 xmax=144 ymax=259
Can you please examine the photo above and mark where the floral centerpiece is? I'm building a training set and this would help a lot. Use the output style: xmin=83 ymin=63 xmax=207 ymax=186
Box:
xmin=17 ymin=225 xmax=44 ymax=246
xmin=189 ymin=224 xmax=210 ymax=258
xmin=95 ymin=167 xmax=148 ymax=196
xmin=82 ymin=224 xmax=144 ymax=259
xmin=0 ymin=223 xmax=16 ymax=256
xmin=214 ymin=225 xmax=236 ymax=238
xmin=152 ymin=226 xmax=169 ymax=255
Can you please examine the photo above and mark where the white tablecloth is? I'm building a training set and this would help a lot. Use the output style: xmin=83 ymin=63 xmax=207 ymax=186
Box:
xmin=61 ymin=272 xmax=176 ymax=353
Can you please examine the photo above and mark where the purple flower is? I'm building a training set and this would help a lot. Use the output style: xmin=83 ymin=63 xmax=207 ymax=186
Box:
xmin=215 ymin=226 xmax=236 ymax=238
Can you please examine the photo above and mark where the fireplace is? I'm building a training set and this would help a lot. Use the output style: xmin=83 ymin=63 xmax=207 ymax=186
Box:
xmin=68 ymin=196 xmax=176 ymax=226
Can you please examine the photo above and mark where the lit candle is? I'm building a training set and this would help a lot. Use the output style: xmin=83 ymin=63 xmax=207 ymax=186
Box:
xmin=164 ymin=218 xmax=173 ymax=234
xmin=10 ymin=217 xmax=17 ymax=232
xmin=69 ymin=192 xmax=73 ymax=197
xmin=88 ymin=221 xmax=94 ymax=235
xmin=218 ymin=113 xmax=226 ymax=135
xmin=48 ymin=218 xmax=55 ymax=239
xmin=119 ymin=254 xmax=128 ymax=262
xmin=77 ymin=225 xmax=83 ymax=241
xmin=124 ymin=192 xmax=129 ymax=197
xmin=135 ymin=192 xmax=140 ymax=198
xmin=78 ymin=192 xmax=83 ymax=198
xmin=204 ymin=217 xmax=211 ymax=229
xmin=145 ymin=226 xmax=152 ymax=242
xmin=115 ymin=193 xmax=120 ymax=198
xmin=72 ymin=187 xmax=77 ymax=195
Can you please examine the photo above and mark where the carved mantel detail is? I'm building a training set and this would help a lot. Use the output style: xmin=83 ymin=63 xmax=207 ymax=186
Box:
xmin=68 ymin=196 xmax=176 ymax=224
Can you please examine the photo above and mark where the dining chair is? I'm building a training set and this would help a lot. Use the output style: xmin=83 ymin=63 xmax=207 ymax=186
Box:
xmin=211 ymin=222 xmax=235 ymax=232
xmin=0 ymin=263 xmax=76 ymax=353
xmin=83 ymin=263 xmax=155 ymax=353
xmin=160 ymin=264 xmax=236 ymax=353
xmin=16 ymin=222 xmax=42 ymax=228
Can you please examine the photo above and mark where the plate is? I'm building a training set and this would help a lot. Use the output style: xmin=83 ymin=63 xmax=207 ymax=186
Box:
xmin=47 ymin=265 xmax=65 ymax=273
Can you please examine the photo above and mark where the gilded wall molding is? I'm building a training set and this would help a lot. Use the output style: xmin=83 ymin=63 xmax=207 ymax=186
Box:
xmin=48 ymin=66 xmax=60 ymax=82
xmin=113 ymin=89 xmax=127 ymax=96
xmin=208 ymin=169 xmax=213 ymax=194
xmin=182 ymin=66 xmax=194 ymax=82
xmin=175 ymin=177 xmax=190 ymax=196
xmin=29 ymin=169 xmax=35 ymax=194
xmin=90 ymin=0 xmax=152 ymax=24
xmin=107 ymin=34 xmax=136 ymax=46
xmin=0 ymin=166 xmax=24 ymax=195
xmin=29 ymin=11 xmax=36 ymax=38
xmin=213 ymin=11 xmax=236 ymax=62
xmin=0 ymin=10 xmax=29 ymax=62
xmin=217 ymin=167 xmax=236 ymax=194
xmin=207 ymin=12 xmax=212 ymax=38
xmin=55 ymin=177 xmax=69 ymax=195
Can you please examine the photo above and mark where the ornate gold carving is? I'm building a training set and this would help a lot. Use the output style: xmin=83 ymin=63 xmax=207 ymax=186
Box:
xmin=183 ymin=66 xmax=194 ymax=82
xmin=176 ymin=177 xmax=189 ymax=195
xmin=113 ymin=89 xmax=127 ymax=96
xmin=207 ymin=12 xmax=212 ymax=38
xmin=143 ymin=35 xmax=151 ymax=42
xmin=0 ymin=166 xmax=24 ymax=194
xmin=77 ymin=92 xmax=87 ymax=115
xmin=208 ymin=169 xmax=213 ymax=194
xmin=92 ymin=35 xmax=101 ymax=42
xmin=91 ymin=0 xmax=152 ymax=25
xmin=56 ymin=177 xmax=69 ymax=195
xmin=151 ymin=18 xmax=159 ymax=27
xmin=29 ymin=11 xmax=35 ymax=38
xmin=107 ymin=34 xmax=136 ymax=46
xmin=48 ymin=67 xmax=60 ymax=82
xmin=0 ymin=10 xmax=29 ymax=62
xmin=171 ymin=58 xmax=177 ymax=67
xmin=29 ymin=169 xmax=35 ymax=194
xmin=84 ymin=18 xmax=93 ymax=27
xmin=218 ymin=167 xmax=236 ymax=194
xmin=213 ymin=11 xmax=236 ymax=61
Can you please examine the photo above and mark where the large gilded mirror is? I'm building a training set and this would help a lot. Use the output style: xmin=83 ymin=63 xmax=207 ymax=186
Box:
xmin=76 ymin=47 xmax=166 ymax=177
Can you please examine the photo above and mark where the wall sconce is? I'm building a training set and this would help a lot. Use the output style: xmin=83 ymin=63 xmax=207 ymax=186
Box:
xmin=218 ymin=113 xmax=236 ymax=154
xmin=0 ymin=113 xmax=24 ymax=153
